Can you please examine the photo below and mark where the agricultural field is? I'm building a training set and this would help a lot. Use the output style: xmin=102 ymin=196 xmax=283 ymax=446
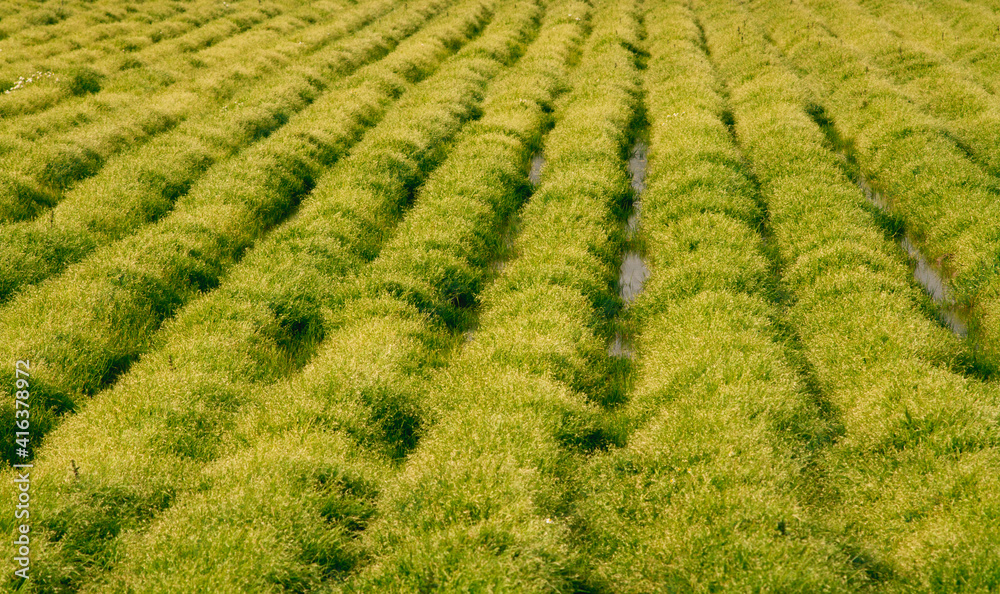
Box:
xmin=2 ymin=0 xmax=1000 ymax=590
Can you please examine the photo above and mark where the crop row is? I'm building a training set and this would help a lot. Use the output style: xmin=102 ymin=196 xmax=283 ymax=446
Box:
xmin=699 ymin=0 xmax=1000 ymax=587
xmin=572 ymin=2 xmax=866 ymax=590
xmin=62 ymin=3 xmax=594 ymax=588
xmin=744 ymin=0 xmax=1000 ymax=372
xmin=0 ymin=0 xmax=298 ymax=119
xmin=0 ymin=0 xmax=429 ymax=299
xmin=0 ymin=0 xmax=311 ymax=139
xmin=339 ymin=2 xmax=642 ymax=590
xmin=0 ymin=0 xmax=483 ymax=468
xmin=0 ymin=0 xmax=344 ymax=111
xmin=0 ymin=0 xmax=231 ymax=66
xmin=795 ymin=0 xmax=1000 ymax=178
xmin=1 ymin=0 xmax=549 ymax=588
xmin=0 ymin=0 xmax=353 ymax=151
xmin=0 ymin=0 xmax=31 ymax=22
xmin=854 ymin=0 xmax=1000 ymax=96
xmin=0 ymin=0 xmax=367 ymax=150
xmin=0 ymin=2 xmax=217 ymax=65
xmin=0 ymin=0 xmax=391 ymax=224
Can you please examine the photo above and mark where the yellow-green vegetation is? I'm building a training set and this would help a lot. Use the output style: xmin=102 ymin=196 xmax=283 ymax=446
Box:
xmin=0 ymin=0 xmax=441 ymax=298
xmin=5 ymin=0 xmax=1000 ymax=590
xmin=0 ymin=0 xmax=397 ymax=224
xmin=0 ymin=0 xmax=295 ymax=118
xmin=853 ymin=0 xmax=1000 ymax=96
xmin=0 ymin=0 xmax=488 ymax=467
xmin=2 ymin=0 xmax=550 ymax=588
xmin=339 ymin=1 xmax=639 ymax=589
xmin=0 ymin=0 xmax=348 ymax=144
xmin=796 ymin=0 xmax=1000 ymax=178
xmin=0 ymin=0 xmax=235 ymax=71
xmin=35 ymin=4 xmax=590 ymax=589
xmin=574 ymin=3 xmax=861 ymax=590
xmin=745 ymin=0 xmax=1000 ymax=372
xmin=698 ymin=0 xmax=1000 ymax=588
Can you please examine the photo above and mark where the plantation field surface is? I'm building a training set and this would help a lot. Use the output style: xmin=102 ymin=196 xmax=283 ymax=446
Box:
xmin=3 ymin=0 xmax=1000 ymax=590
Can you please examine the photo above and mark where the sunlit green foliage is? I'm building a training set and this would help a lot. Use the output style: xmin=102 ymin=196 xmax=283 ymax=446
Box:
xmin=699 ymin=0 xmax=1000 ymax=588
xmin=3 ymin=0 xmax=1000 ymax=590
xmin=1 ymin=0 xmax=550 ymax=588
xmin=574 ymin=4 xmax=860 ymax=589
xmin=341 ymin=1 xmax=641 ymax=589
xmin=0 ymin=0 xmax=484 ymax=468
xmin=745 ymin=0 xmax=1000 ymax=372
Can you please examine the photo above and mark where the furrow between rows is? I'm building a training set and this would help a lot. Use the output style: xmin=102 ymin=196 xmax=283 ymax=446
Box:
xmin=0 ymin=0 xmax=488 ymax=468
xmin=698 ymin=0 xmax=1000 ymax=587
xmin=0 ymin=0 xmax=396 ymax=226
xmin=744 ymin=0 xmax=1000 ymax=372
xmin=573 ymin=2 xmax=864 ymax=589
xmin=336 ymin=1 xmax=643 ymax=589
xmin=1 ymin=0 xmax=546 ymax=588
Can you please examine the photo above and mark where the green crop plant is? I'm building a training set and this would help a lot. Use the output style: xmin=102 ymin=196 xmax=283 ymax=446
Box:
xmin=795 ymin=0 xmax=1000 ymax=179
xmin=100 ymin=429 xmax=390 ymax=591
xmin=49 ymin=5 xmax=595 ymax=587
xmin=338 ymin=1 xmax=641 ymax=589
xmin=0 ymin=0 xmax=335 ymax=150
xmin=744 ymin=0 xmax=1000 ymax=373
xmin=4 ymin=0 xmax=1000 ymax=589
xmin=0 ymin=0 xmax=395 ymax=224
xmin=0 ymin=4 xmax=276 ymax=118
xmin=853 ymin=0 xmax=1000 ymax=96
xmin=0 ymin=0 xmax=549 ymax=587
xmin=0 ymin=0 xmax=491 ymax=470
xmin=0 ymin=0 xmax=294 ymax=119
xmin=573 ymin=3 xmax=862 ymax=590
xmin=697 ymin=0 xmax=1000 ymax=587
xmin=0 ymin=0 xmax=353 ymax=156
xmin=0 ymin=0 xmax=203 ymax=67
xmin=0 ymin=0 xmax=444 ymax=299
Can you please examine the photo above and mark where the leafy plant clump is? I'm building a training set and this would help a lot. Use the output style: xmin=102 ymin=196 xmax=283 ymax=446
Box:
xmin=68 ymin=67 xmax=104 ymax=96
